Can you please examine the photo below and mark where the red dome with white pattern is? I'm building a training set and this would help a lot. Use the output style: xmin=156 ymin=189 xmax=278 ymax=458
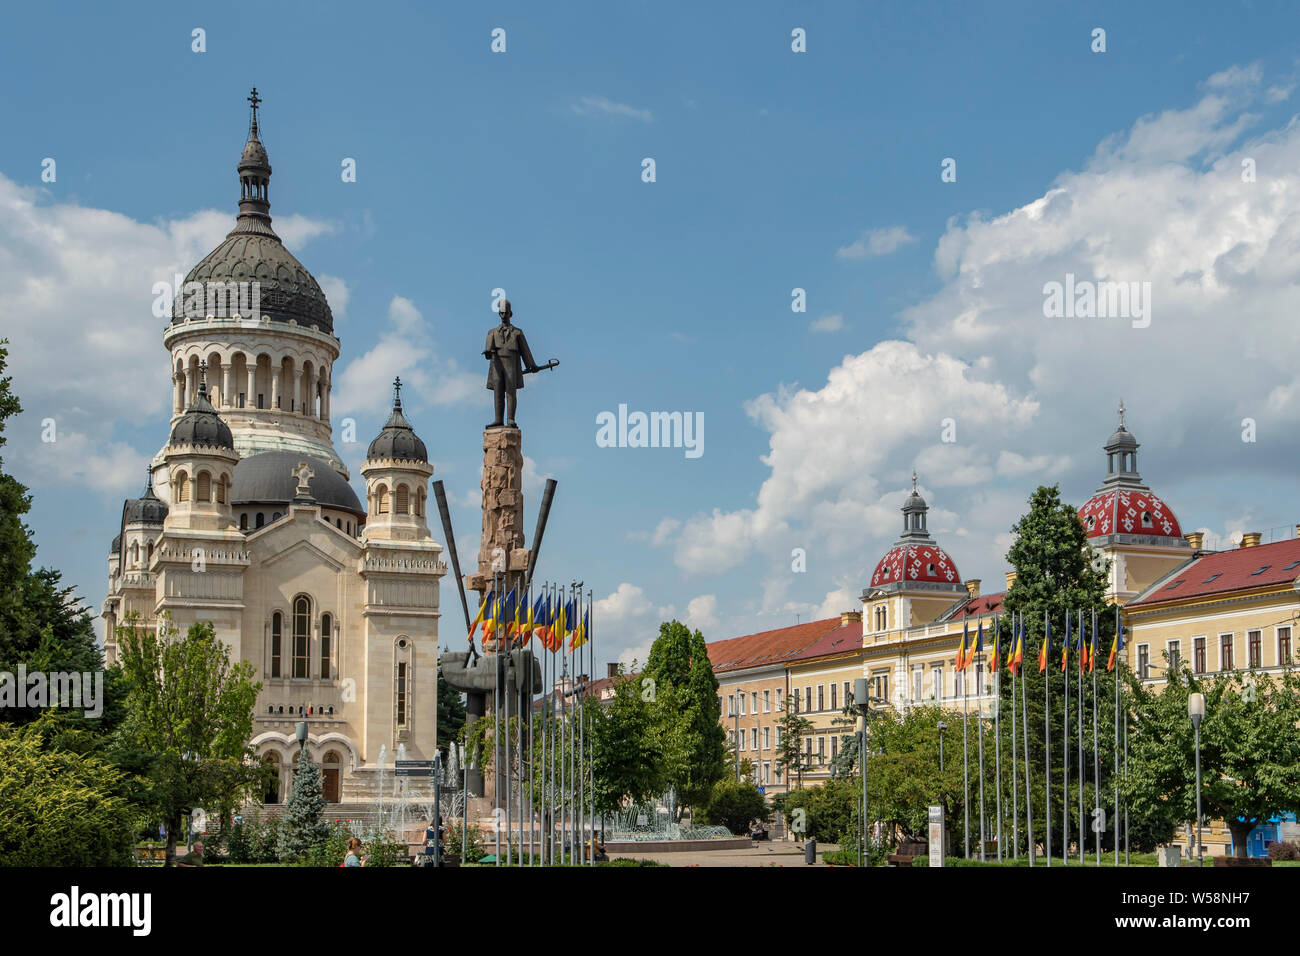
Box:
xmin=1077 ymin=488 xmax=1182 ymax=540
xmin=870 ymin=543 xmax=960 ymax=587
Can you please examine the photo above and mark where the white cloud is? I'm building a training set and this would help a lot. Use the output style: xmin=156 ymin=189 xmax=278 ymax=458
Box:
xmin=810 ymin=313 xmax=844 ymax=333
xmin=333 ymin=295 xmax=482 ymax=418
xmin=836 ymin=225 xmax=917 ymax=259
xmin=684 ymin=594 xmax=720 ymax=633
xmin=572 ymin=96 xmax=653 ymax=123
xmin=316 ymin=274 xmax=349 ymax=320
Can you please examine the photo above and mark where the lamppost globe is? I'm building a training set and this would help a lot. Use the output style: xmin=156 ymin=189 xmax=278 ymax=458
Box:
xmin=295 ymin=720 xmax=309 ymax=754
xmin=1188 ymin=692 xmax=1206 ymax=726
xmin=1187 ymin=692 xmax=1206 ymax=866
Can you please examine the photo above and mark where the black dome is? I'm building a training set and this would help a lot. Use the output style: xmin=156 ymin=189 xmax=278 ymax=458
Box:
xmin=124 ymin=473 xmax=168 ymax=525
xmin=367 ymin=394 xmax=428 ymax=463
xmin=231 ymin=451 xmax=363 ymax=515
xmin=170 ymin=381 xmax=234 ymax=450
xmin=110 ymin=533 xmax=121 ymax=555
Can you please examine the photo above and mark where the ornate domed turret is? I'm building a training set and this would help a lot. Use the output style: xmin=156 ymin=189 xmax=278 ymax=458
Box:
xmin=367 ymin=379 xmax=428 ymax=463
xmin=869 ymin=472 xmax=962 ymax=589
xmin=1078 ymin=401 xmax=1185 ymax=542
xmin=170 ymin=364 xmax=234 ymax=450
xmin=124 ymin=468 xmax=169 ymax=525
xmin=169 ymin=89 xmax=334 ymax=332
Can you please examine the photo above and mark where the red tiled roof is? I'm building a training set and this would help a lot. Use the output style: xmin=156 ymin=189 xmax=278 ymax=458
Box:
xmin=707 ymin=617 xmax=843 ymax=673
xmin=949 ymin=590 xmax=1008 ymax=620
xmin=1129 ymin=537 xmax=1300 ymax=607
xmin=788 ymin=622 xmax=863 ymax=663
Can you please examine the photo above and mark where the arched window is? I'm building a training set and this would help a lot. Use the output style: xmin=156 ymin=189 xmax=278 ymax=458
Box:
xmin=175 ymin=471 xmax=190 ymax=502
xmin=418 ymin=489 xmax=426 ymax=517
xmin=320 ymin=613 xmax=332 ymax=680
xmin=262 ymin=753 xmax=282 ymax=804
xmin=395 ymin=485 xmax=409 ymax=515
xmin=270 ymin=611 xmax=282 ymax=678
xmin=197 ymin=471 xmax=211 ymax=502
xmin=216 ymin=475 xmax=227 ymax=504
xmin=321 ymin=750 xmax=341 ymax=803
xmin=376 ymin=487 xmax=389 ymax=515
xmin=146 ymin=541 xmax=153 ymax=564
xmin=240 ymin=513 xmax=248 ymax=530
xmin=394 ymin=636 xmax=411 ymax=728
xmin=293 ymin=596 xmax=311 ymax=679
xmin=272 ymin=512 xmax=281 ymax=522
xmin=130 ymin=542 xmax=140 ymax=567
xmin=256 ymin=512 xmax=265 ymax=528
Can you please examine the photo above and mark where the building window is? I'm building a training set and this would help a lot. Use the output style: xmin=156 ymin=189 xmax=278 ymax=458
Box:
xmin=738 ymin=693 xmax=746 ymax=716
xmin=762 ymin=726 xmax=770 ymax=749
xmin=955 ymin=669 xmax=965 ymax=697
xmin=1167 ymin=640 xmax=1180 ymax=675
xmin=762 ymin=761 xmax=770 ymax=784
xmin=727 ymin=694 xmax=734 ymax=716
xmin=320 ymin=613 xmax=332 ymax=680
xmin=829 ymin=683 xmax=837 ymax=710
xmin=817 ymin=736 xmax=825 ymax=761
xmin=1220 ymin=634 xmax=1234 ymax=671
xmin=913 ymin=667 xmax=923 ymax=701
xmin=1249 ymin=630 xmax=1262 ymax=669
xmin=257 ymin=392 xmax=264 ymax=409
xmin=751 ymin=728 xmax=758 ymax=749
xmin=216 ymin=476 xmax=227 ymax=504
xmin=1193 ymin=636 xmax=1206 ymax=675
xmin=1279 ymin=626 xmax=1292 ymax=666
xmin=843 ymin=681 xmax=851 ymax=706
xmin=872 ymin=672 xmax=888 ymax=702
xmin=931 ymin=664 xmax=943 ymax=700
xmin=240 ymin=513 xmax=248 ymax=530
xmin=395 ymin=485 xmax=409 ymax=515
xmin=1137 ymin=644 xmax=1150 ymax=680
xmin=975 ymin=661 xmax=984 ymax=694
xmin=775 ymin=688 xmax=783 ymax=711
xmin=763 ymin=689 xmax=771 ymax=713
xmin=256 ymin=512 xmax=265 ymax=528
xmin=376 ymin=488 xmax=390 ymax=515
xmin=270 ymin=611 xmax=282 ymax=678
xmin=197 ymin=471 xmax=211 ymax=502
xmin=175 ymin=471 xmax=189 ymax=502
xmin=803 ymin=686 xmax=812 ymax=712
xmin=831 ymin=736 xmax=838 ymax=758
xmin=292 ymin=596 xmax=310 ymax=679
xmin=396 ymin=661 xmax=408 ymax=727
xmin=751 ymin=691 xmax=758 ymax=713
xmin=817 ymin=685 xmax=825 ymax=711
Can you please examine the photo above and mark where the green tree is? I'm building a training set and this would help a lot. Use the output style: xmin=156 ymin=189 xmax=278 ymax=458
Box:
xmin=0 ymin=342 xmax=36 ymax=629
xmin=780 ymin=778 xmax=858 ymax=843
xmin=773 ymin=700 xmax=814 ymax=788
xmin=863 ymin=704 xmax=962 ymax=845
xmin=277 ymin=748 xmax=332 ymax=861
xmin=695 ymin=777 xmax=769 ymax=835
xmin=641 ymin=620 xmax=727 ymax=820
xmin=591 ymin=669 xmax=662 ymax=819
xmin=436 ymin=667 xmax=466 ymax=748
xmin=1124 ymin=660 xmax=1300 ymax=858
xmin=115 ymin=616 xmax=266 ymax=865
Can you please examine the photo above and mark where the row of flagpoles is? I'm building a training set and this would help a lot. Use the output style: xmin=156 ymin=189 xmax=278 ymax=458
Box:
xmin=941 ymin=603 xmax=1130 ymax=865
xmin=465 ymin=577 xmax=596 ymax=866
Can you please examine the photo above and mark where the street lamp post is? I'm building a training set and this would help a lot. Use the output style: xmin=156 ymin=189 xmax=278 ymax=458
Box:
xmin=938 ymin=720 xmax=947 ymax=772
xmin=295 ymin=720 xmax=308 ymax=756
xmin=1188 ymin=692 xmax=1206 ymax=867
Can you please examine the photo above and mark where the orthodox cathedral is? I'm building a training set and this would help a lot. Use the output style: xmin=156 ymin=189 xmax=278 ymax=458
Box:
xmin=101 ymin=93 xmax=445 ymax=805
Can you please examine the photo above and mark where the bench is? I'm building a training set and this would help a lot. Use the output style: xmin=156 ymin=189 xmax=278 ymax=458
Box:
xmin=1212 ymin=856 xmax=1272 ymax=867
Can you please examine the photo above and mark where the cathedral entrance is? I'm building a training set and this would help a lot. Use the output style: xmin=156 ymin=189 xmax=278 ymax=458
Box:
xmin=322 ymin=751 xmax=341 ymax=803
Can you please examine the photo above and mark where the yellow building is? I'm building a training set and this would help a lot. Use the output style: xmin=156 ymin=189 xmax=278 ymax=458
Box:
xmin=786 ymin=617 xmax=868 ymax=786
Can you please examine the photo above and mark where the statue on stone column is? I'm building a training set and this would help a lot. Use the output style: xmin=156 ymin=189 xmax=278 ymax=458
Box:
xmin=483 ymin=298 xmax=558 ymax=429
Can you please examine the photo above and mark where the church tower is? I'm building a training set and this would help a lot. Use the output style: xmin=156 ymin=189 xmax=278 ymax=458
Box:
xmin=1076 ymin=401 xmax=1192 ymax=602
xmin=157 ymin=87 xmax=343 ymax=500
xmin=361 ymin=378 xmax=434 ymax=542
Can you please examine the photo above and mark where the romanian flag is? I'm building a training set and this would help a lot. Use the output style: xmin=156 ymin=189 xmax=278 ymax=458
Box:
xmin=1108 ymin=624 xmax=1124 ymax=673
xmin=987 ymin=621 xmax=999 ymax=672
xmin=974 ymin=620 xmax=985 ymax=670
xmin=570 ymin=606 xmax=590 ymax=651
xmin=956 ymin=622 xmax=969 ymax=671
xmin=468 ymin=586 xmax=494 ymax=643
xmin=527 ymin=592 xmax=547 ymax=645
xmin=1089 ymin=617 xmax=1099 ymax=673
xmin=1012 ymin=622 xmax=1024 ymax=676
xmin=553 ymin=598 xmax=571 ymax=649
xmin=1060 ymin=614 xmax=1070 ymax=673
xmin=1038 ymin=617 xmax=1050 ymax=674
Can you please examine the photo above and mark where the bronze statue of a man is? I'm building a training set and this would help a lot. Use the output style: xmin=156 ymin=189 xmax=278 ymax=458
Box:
xmin=484 ymin=298 xmax=540 ymax=428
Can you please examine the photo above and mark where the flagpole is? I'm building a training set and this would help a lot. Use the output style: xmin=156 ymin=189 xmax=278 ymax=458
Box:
xmin=976 ymin=627 xmax=987 ymax=861
xmin=1063 ymin=607 xmax=1069 ymax=866
xmin=539 ymin=590 xmax=547 ymax=866
xmin=1044 ymin=607 xmax=1051 ymax=867
xmin=588 ymin=588 xmax=596 ymax=861
xmin=1123 ymin=678 xmax=1130 ymax=866
xmin=1011 ymin=612 xmax=1019 ymax=859
xmin=504 ymin=582 xmax=512 ymax=867
xmin=1113 ymin=604 xmax=1120 ymax=867
xmin=1092 ymin=608 xmax=1101 ymax=866
xmin=994 ymin=614 xmax=1003 ymax=862
xmin=1077 ymin=608 xmax=1085 ymax=866
xmin=494 ymin=569 xmax=502 ymax=866
xmin=1022 ymin=611 xmax=1034 ymax=866
xmin=961 ymin=624 xmax=970 ymax=859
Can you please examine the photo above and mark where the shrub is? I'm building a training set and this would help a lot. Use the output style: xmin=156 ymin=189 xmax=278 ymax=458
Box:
xmin=1267 ymin=840 xmax=1299 ymax=861
xmin=364 ymin=837 xmax=411 ymax=867
xmin=694 ymin=778 xmax=769 ymax=835
xmin=303 ymin=820 xmax=353 ymax=867
xmin=603 ymin=858 xmax=669 ymax=867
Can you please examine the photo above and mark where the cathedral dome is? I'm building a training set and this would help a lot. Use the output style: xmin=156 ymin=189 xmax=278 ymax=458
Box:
xmin=124 ymin=471 xmax=168 ymax=525
xmin=366 ymin=379 xmax=428 ymax=463
xmin=170 ymin=89 xmax=334 ymax=333
xmin=1077 ymin=402 xmax=1185 ymax=543
xmin=170 ymin=378 xmax=235 ymax=450
xmin=868 ymin=472 xmax=963 ymax=589
xmin=231 ymin=451 xmax=363 ymax=515
xmin=109 ymin=533 xmax=121 ymax=555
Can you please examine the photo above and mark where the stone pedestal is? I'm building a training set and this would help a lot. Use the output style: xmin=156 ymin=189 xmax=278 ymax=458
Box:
xmin=465 ymin=426 xmax=531 ymax=651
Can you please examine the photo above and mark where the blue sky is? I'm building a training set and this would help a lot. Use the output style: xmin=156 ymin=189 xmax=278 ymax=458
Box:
xmin=4 ymin=1 xmax=1300 ymax=666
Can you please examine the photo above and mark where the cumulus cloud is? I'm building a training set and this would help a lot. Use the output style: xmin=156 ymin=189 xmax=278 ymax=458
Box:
xmin=333 ymin=295 xmax=482 ymax=417
xmin=836 ymin=225 xmax=917 ymax=259
xmin=810 ymin=313 xmax=844 ymax=333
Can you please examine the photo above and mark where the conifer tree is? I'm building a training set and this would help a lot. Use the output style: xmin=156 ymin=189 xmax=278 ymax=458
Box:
xmin=277 ymin=748 xmax=332 ymax=861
